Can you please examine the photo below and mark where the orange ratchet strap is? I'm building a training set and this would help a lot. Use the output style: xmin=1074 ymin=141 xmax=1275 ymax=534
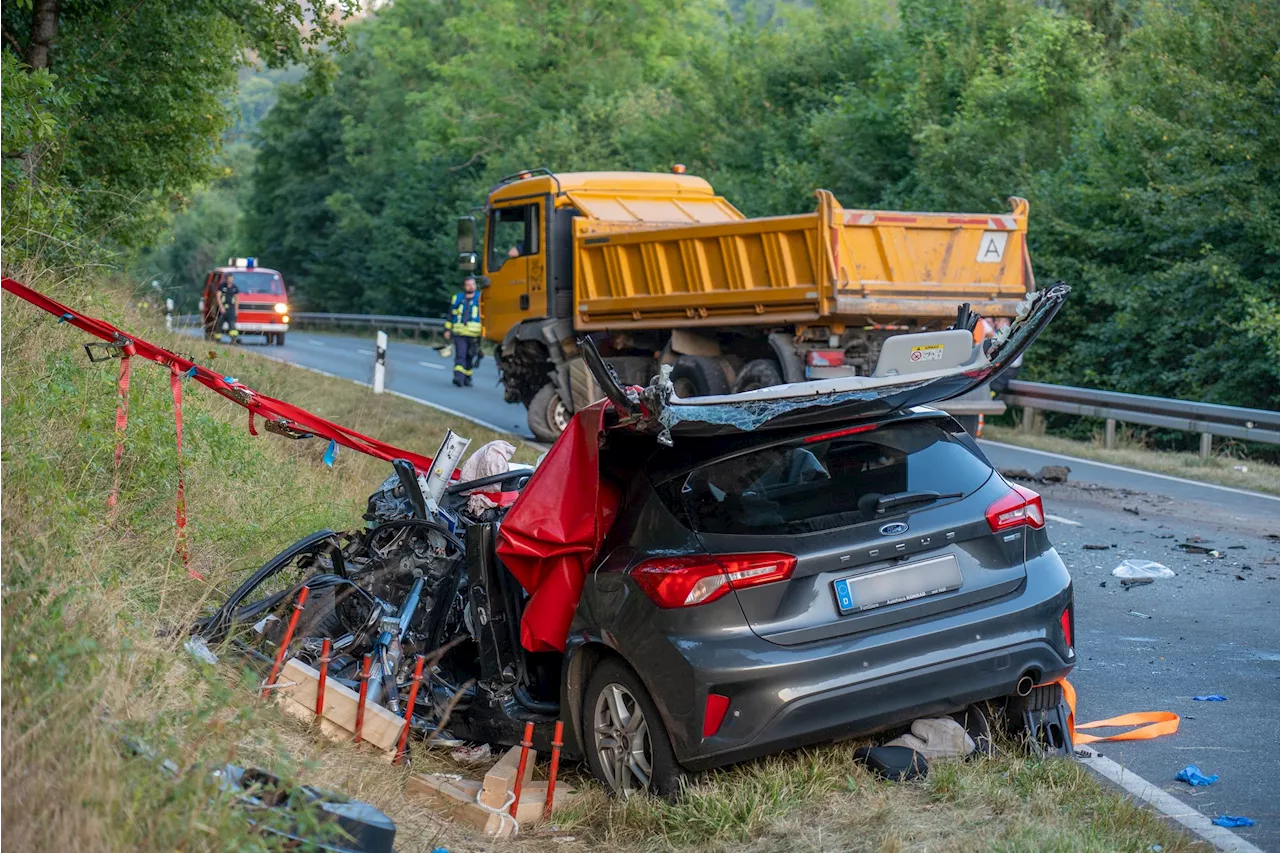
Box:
xmin=1058 ymin=678 xmax=1180 ymax=745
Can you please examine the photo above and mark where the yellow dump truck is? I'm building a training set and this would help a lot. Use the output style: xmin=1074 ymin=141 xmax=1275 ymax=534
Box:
xmin=457 ymin=168 xmax=1035 ymax=441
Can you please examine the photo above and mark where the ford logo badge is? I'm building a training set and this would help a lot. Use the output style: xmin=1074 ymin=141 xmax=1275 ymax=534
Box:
xmin=880 ymin=522 xmax=909 ymax=536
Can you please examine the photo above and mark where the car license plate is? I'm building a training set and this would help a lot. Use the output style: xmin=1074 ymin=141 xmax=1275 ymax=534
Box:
xmin=833 ymin=554 xmax=962 ymax=614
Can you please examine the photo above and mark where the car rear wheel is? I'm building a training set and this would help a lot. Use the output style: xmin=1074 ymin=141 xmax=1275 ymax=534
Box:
xmin=583 ymin=658 xmax=683 ymax=799
xmin=528 ymin=383 xmax=569 ymax=442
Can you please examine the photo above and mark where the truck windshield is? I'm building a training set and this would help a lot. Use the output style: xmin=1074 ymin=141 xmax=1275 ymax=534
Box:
xmin=232 ymin=271 xmax=284 ymax=294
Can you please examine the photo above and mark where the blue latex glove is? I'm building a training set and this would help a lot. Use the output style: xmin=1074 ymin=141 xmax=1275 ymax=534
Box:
xmin=1212 ymin=815 xmax=1255 ymax=828
xmin=1193 ymin=694 xmax=1228 ymax=701
xmin=1175 ymin=765 xmax=1218 ymax=786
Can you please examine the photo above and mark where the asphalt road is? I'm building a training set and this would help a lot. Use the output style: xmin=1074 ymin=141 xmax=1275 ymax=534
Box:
xmin=213 ymin=327 xmax=1280 ymax=848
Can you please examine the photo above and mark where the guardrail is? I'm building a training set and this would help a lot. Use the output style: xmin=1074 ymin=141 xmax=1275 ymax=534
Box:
xmin=173 ymin=312 xmax=446 ymax=335
xmin=1002 ymin=380 xmax=1280 ymax=457
xmin=172 ymin=313 xmax=1279 ymax=455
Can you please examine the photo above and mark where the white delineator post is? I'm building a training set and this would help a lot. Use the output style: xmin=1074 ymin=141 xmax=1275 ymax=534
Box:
xmin=374 ymin=330 xmax=388 ymax=394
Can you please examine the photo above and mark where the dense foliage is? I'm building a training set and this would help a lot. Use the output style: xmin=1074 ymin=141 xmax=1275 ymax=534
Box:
xmin=5 ymin=0 xmax=1277 ymax=409
xmin=230 ymin=0 xmax=1278 ymax=409
xmin=0 ymin=0 xmax=354 ymax=264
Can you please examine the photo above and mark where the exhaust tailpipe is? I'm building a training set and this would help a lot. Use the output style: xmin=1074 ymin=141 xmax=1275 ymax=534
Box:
xmin=1015 ymin=674 xmax=1035 ymax=697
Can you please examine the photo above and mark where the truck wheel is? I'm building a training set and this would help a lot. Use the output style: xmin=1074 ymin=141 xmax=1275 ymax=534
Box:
xmin=669 ymin=355 xmax=730 ymax=398
xmin=732 ymin=358 xmax=783 ymax=392
xmin=275 ymin=333 xmax=286 ymax=346
xmin=583 ymin=658 xmax=685 ymax=800
xmin=529 ymin=383 xmax=569 ymax=443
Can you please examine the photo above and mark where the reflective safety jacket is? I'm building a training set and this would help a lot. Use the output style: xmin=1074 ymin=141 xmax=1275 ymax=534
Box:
xmin=447 ymin=292 xmax=483 ymax=337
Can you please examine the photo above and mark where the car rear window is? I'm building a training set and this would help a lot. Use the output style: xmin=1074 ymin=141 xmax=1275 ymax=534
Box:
xmin=661 ymin=420 xmax=993 ymax=536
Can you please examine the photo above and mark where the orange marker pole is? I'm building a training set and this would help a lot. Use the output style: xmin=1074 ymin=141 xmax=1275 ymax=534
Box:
xmin=509 ymin=721 xmax=535 ymax=818
xmin=395 ymin=654 xmax=426 ymax=764
xmin=354 ymin=654 xmax=372 ymax=743
xmin=315 ymin=638 xmax=332 ymax=719
xmin=543 ymin=720 xmax=564 ymax=820
xmin=261 ymin=585 xmax=309 ymax=698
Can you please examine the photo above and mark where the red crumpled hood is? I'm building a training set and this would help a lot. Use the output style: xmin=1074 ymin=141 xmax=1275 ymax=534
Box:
xmin=495 ymin=400 xmax=622 ymax=652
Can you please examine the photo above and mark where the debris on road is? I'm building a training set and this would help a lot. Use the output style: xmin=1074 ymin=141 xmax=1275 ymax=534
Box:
xmin=1174 ymin=765 xmax=1219 ymax=786
xmin=1121 ymin=577 xmax=1155 ymax=589
xmin=1128 ymin=610 xmax=1153 ymax=619
xmin=1000 ymin=467 xmax=1035 ymax=481
xmin=1123 ymin=506 xmax=1141 ymax=515
xmin=1212 ymin=815 xmax=1256 ymax=828
xmin=1112 ymin=560 xmax=1175 ymax=580
xmin=1083 ymin=543 xmax=1113 ymax=551
xmin=1192 ymin=695 xmax=1228 ymax=702
xmin=1037 ymin=465 xmax=1071 ymax=483
xmin=1178 ymin=541 xmax=1225 ymax=557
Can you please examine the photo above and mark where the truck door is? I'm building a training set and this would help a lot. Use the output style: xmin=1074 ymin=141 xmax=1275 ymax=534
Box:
xmin=483 ymin=200 xmax=544 ymax=342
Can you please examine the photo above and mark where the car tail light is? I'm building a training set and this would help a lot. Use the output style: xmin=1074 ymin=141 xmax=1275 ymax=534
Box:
xmin=805 ymin=350 xmax=845 ymax=367
xmin=985 ymin=483 xmax=1045 ymax=532
xmin=631 ymin=553 xmax=797 ymax=609
xmin=703 ymin=693 xmax=730 ymax=737
xmin=1060 ymin=607 xmax=1074 ymax=651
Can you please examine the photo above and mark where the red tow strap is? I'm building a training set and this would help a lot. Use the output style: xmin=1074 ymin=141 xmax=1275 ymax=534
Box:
xmin=108 ymin=348 xmax=134 ymax=516
xmin=2 ymin=276 xmax=448 ymax=578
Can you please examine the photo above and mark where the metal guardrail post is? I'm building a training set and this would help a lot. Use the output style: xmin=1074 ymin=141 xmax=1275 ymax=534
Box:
xmin=1105 ymin=418 xmax=1116 ymax=449
xmin=1200 ymin=432 xmax=1213 ymax=460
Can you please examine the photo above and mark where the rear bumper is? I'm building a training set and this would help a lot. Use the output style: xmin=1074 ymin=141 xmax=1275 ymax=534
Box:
xmin=646 ymin=548 xmax=1073 ymax=771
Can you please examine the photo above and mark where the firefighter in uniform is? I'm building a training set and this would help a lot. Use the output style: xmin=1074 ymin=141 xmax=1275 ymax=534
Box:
xmin=444 ymin=276 xmax=483 ymax=386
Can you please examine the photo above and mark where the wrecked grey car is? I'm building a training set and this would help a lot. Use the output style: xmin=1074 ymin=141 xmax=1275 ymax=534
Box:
xmin=198 ymin=285 xmax=1075 ymax=797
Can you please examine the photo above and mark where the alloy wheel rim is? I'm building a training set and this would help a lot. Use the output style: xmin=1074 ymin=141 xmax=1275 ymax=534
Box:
xmin=592 ymin=682 xmax=652 ymax=795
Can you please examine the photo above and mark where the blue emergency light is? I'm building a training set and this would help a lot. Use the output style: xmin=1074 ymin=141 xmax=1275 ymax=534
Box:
xmin=246 ymin=257 xmax=256 ymax=269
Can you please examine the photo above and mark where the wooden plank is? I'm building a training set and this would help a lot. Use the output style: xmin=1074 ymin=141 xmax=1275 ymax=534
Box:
xmin=273 ymin=658 xmax=405 ymax=753
xmin=480 ymin=745 xmax=536 ymax=808
xmin=406 ymin=772 xmax=577 ymax=838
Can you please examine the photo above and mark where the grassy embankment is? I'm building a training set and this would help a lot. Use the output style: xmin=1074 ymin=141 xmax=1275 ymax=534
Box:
xmin=3 ymin=277 xmax=1206 ymax=852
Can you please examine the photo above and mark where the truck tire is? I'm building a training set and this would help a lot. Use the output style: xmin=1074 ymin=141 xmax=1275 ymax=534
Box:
xmin=732 ymin=358 xmax=783 ymax=392
xmin=276 ymin=333 xmax=286 ymax=346
xmin=669 ymin=355 xmax=730 ymax=398
xmin=528 ymin=383 xmax=569 ymax=443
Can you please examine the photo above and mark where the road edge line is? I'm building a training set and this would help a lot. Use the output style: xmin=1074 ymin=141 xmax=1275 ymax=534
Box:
xmin=978 ymin=440 xmax=1280 ymax=503
xmin=1076 ymin=748 xmax=1264 ymax=853
xmin=251 ymin=352 xmax=523 ymax=440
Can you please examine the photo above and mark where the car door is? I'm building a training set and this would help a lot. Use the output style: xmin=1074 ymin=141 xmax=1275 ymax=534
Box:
xmin=483 ymin=200 xmax=543 ymax=342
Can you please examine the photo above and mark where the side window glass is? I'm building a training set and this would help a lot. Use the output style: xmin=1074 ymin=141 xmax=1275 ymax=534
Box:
xmin=487 ymin=204 xmax=540 ymax=271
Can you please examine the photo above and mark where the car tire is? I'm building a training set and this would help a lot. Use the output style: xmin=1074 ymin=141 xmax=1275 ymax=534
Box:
xmin=669 ymin=355 xmax=730 ymax=398
xmin=528 ymin=383 xmax=569 ymax=443
xmin=583 ymin=658 xmax=684 ymax=800
xmin=732 ymin=358 xmax=783 ymax=392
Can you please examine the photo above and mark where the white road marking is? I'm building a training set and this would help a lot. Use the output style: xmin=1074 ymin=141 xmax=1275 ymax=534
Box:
xmin=357 ymin=349 xmax=374 ymax=356
xmin=309 ymin=340 xmax=325 ymax=347
xmin=418 ymin=361 xmax=445 ymax=370
xmin=978 ymin=440 xmax=1280 ymax=503
xmin=1075 ymin=745 xmax=1264 ymax=853
xmin=1045 ymin=513 xmax=1082 ymax=526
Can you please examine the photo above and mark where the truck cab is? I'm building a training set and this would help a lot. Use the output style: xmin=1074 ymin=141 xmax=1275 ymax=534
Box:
xmin=200 ymin=258 xmax=291 ymax=345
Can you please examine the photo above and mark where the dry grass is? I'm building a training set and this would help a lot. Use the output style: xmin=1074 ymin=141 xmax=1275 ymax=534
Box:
xmin=983 ymin=424 xmax=1280 ymax=496
xmin=3 ymin=276 xmax=1206 ymax=852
